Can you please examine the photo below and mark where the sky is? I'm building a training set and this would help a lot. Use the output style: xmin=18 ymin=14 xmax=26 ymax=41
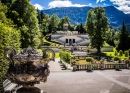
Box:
xmin=31 ymin=0 xmax=130 ymax=14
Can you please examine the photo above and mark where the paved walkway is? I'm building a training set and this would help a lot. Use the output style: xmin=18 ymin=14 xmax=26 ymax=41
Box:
xmin=49 ymin=58 xmax=63 ymax=71
xmin=35 ymin=70 xmax=130 ymax=93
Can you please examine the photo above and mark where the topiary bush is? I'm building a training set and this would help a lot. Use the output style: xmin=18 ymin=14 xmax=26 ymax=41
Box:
xmin=119 ymin=50 xmax=123 ymax=57
xmin=114 ymin=51 xmax=118 ymax=56
xmin=124 ymin=50 xmax=129 ymax=57
xmin=86 ymin=57 xmax=93 ymax=63
xmin=86 ymin=57 xmax=93 ymax=71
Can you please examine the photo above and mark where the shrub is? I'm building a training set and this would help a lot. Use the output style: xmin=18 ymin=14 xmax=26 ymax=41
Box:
xmin=119 ymin=50 xmax=123 ymax=57
xmin=43 ymin=42 xmax=51 ymax=46
xmin=99 ymin=58 xmax=104 ymax=63
xmin=114 ymin=56 xmax=120 ymax=61
xmin=45 ymin=35 xmax=51 ymax=41
xmin=124 ymin=50 xmax=129 ymax=57
xmin=114 ymin=51 xmax=118 ymax=56
xmin=36 ymin=49 xmax=43 ymax=55
xmin=59 ymin=50 xmax=71 ymax=64
xmin=86 ymin=57 xmax=93 ymax=63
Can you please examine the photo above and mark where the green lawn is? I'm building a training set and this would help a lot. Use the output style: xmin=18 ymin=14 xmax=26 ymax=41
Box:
xmin=104 ymin=52 xmax=115 ymax=57
xmin=104 ymin=48 xmax=129 ymax=59
xmin=76 ymin=60 xmax=89 ymax=64
xmin=55 ymin=52 xmax=59 ymax=58
xmin=43 ymin=38 xmax=60 ymax=46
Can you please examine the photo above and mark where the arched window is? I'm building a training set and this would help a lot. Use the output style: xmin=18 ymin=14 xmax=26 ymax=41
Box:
xmin=66 ymin=39 xmax=68 ymax=43
xmin=73 ymin=39 xmax=75 ymax=43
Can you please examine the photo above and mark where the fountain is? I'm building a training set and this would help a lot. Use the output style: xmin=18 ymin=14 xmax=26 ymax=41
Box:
xmin=4 ymin=47 xmax=55 ymax=93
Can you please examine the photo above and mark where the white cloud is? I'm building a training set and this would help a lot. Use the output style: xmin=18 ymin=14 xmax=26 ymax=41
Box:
xmin=96 ymin=0 xmax=100 ymax=4
xmin=110 ymin=0 xmax=130 ymax=14
xmin=88 ymin=3 xmax=92 ymax=7
xmin=96 ymin=0 xmax=106 ymax=4
xmin=103 ymin=3 xmax=107 ymax=6
xmin=33 ymin=4 xmax=44 ymax=10
xmin=48 ymin=0 xmax=92 ymax=8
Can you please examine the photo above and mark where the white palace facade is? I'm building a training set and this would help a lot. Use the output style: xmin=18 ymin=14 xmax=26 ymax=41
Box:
xmin=51 ymin=22 xmax=90 ymax=46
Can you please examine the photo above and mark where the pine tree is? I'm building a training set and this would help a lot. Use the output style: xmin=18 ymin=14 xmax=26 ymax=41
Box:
xmin=37 ymin=9 xmax=41 ymax=24
xmin=40 ymin=10 xmax=45 ymax=21
xmin=79 ymin=23 xmax=85 ymax=34
xmin=117 ymin=21 xmax=129 ymax=52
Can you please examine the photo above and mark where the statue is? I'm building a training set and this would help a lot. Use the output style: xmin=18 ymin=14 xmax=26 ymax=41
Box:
xmin=4 ymin=48 xmax=55 ymax=93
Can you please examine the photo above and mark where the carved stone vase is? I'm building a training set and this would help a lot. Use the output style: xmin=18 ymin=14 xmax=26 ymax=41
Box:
xmin=4 ymin=48 xmax=55 ymax=93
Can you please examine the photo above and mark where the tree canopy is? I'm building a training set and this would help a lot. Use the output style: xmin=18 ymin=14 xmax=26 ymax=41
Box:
xmin=86 ymin=7 xmax=109 ymax=53
xmin=7 ymin=0 xmax=41 ymax=48
xmin=117 ymin=21 xmax=130 ymax=52
xmin=0 ymin=3 xmax=21 ymax=92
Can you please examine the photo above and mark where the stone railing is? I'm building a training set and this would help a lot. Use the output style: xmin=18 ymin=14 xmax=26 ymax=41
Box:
xmin=72 ymin=63 xmax=129 ymax=71
xmin=60 ymin=59 xmax=73 ymax=70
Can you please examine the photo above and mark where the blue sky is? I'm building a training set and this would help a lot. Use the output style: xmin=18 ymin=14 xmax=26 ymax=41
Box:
xmin=31 ymin=0 xmax=130 ymax=14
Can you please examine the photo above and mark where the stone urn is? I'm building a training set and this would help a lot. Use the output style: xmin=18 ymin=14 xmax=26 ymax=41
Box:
xmin=4 ymin=48 xmax=55 ymax=93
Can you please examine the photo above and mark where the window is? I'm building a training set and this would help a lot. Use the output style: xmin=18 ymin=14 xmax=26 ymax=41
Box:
xmin=66 ymin=39 xmax=68 ymax=43
xmin=73 ymin=39 xmax=75 ymax=43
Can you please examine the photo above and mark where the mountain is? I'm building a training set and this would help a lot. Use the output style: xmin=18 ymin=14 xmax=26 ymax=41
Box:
xmin=104 ymin=6 xmax=130 ymax=27
xmin=43 ymin=6 xmax=130 ymax=27
xmin=126 ymin=25 xmax=130 ymax=33
xmin=44 ymin=7 xmax=92 ymax=24
xmin=127 ymin=14 xmax=130 ymax=18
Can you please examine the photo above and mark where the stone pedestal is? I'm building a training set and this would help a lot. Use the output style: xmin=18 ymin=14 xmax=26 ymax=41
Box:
xmin=16 ymin=87 xmax=42 ymax=93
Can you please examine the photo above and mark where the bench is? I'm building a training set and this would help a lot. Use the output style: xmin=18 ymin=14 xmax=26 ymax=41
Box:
xmin=3 ymin=79 xmax=18 ymax=93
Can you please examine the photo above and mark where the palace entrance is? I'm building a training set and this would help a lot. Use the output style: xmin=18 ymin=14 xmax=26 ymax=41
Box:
xmin=65 ymin=39 xmax=75 ymax=46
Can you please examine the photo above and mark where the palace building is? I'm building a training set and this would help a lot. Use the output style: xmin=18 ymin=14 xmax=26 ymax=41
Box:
xmin=51 ymin=22 xmax=90 ymax=46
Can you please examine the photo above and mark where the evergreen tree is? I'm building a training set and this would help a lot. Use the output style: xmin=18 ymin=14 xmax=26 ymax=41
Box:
xmin=58 ymin=16 xmax=70 ymax=30
xmin=114 ymin=31 xmax=120 ymax=48
xmin=0 ymin=0 xmax=12 ymax=5
xmin=79 ymin=23 xmax=86 ymax=34
xmin=40 ymin=14 xmax=50 ymax=36
xmin=86 ymin=7 xmax=109 ymax=53
xmin=106 ymin=28 xmax=115 ymax=46
xmin=86 ymin=9 xmax=95 ymax=35
xmin=7 ymin=0 xmax=41 ymax=48
xmin=69 ymin=24 xmax=75 ymax=31
xmin=40 ymin=10 xmax=45 ymax=21
xmin=75 ymin=24 xmax=80 ymax=33
xmin=49 ymin=14 xmax=60 ymax=33
xmin=117 ymin=21 xmax=129 ymax=52
xmin=37 ymin=9 xmax=41 ymax=24
xmin=80 ymin=23 xmax=84 ymax=33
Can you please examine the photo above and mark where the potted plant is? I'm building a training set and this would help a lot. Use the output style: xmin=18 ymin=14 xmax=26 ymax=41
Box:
xmin=86 ymin=57 xmax=93 ymax=72
xmin=100 ymin=58 xmax=105 ymax=70
xmin=114 ymin=56 xmax=120 ymax=71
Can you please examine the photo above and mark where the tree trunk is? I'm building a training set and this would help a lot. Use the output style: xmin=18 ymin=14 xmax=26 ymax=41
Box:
xmin=97 ymin=46 xmax=101 ymax=54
